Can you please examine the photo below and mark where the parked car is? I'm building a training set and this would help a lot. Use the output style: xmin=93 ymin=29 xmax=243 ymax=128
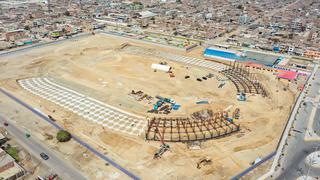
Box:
xmin=40 ymin=152 xmax=49 ymax=160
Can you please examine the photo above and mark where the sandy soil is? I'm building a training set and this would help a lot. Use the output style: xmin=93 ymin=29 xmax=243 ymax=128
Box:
xmin=0 ymin=34 xmax=297 ymax=179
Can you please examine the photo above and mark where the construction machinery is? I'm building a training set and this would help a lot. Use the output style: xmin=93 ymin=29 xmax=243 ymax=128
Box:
xmin=218 ymin=81 xmax=226 ymax=88
xmin=48 ymin=115 xmax=56 ymax=121
xmin=197 ymin=157 xmax=212 ymax=169
xmin=237 ymin=92 xmax=246 ymax=101
xmin=223 ymin=111 xmax=233 ymax=123
xmin=150 ymin=96 xmax=178 ymax=113
xmin=153 ymin=128 xmax=170 ymax=159
xmin=233 ymin=108 xmax=240 ymax=119
xmin=153 ymin=99 xmax=164 ymax=110
xmin=169 ymin=72 xmax=175 ymax=78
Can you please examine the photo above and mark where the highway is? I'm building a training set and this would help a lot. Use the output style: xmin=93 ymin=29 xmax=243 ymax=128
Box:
xmin=0 ymin=115 xmax=87 ymax=180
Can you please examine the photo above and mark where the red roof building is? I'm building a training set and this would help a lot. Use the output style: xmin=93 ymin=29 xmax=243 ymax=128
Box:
xmin=277 ymin=70 xmax=298 ymax=80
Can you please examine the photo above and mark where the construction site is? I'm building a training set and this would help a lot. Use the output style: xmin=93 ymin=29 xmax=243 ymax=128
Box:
xmin=0 ymin=33 xmax=301 ymax=179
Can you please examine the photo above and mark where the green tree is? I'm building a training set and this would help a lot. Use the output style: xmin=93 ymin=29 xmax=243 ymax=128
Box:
xmin=5 ymin=145 xmax=20 ymax=162
xmin=56 ymin=130 xmax=72 ymax=142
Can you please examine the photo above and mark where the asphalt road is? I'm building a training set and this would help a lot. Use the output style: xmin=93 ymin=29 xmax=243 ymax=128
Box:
xmin=0 ymin=88 xmax=140 ymax=180
xmin=314 ymin=102 xmax=320 ymax=137
xmin=274 ymin=67 xmax=320 ymax=179
xmin=0 ymin=115 xmax=87 ymax=180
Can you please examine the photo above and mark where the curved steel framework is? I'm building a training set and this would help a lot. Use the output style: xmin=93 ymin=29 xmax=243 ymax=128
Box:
xmin=145 ymin=111 xmax=240 ymax=142
xmin=221 ymin=62 xmax=268 ymax=97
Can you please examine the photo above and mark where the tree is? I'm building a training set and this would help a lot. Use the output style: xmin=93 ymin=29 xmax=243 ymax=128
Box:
xmin=56 ymin=130 xmax=71 ymax=142
xmin=5 ymin=145 xmax=20 ymax=162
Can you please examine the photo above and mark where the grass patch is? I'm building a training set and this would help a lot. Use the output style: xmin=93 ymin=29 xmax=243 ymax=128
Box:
xmin=5 ymin=146 xmax=20 ymax=162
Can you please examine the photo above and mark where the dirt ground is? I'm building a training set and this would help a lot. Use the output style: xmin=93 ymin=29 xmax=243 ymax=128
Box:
xmin=0 ymin=34 xmax=297 ymax=179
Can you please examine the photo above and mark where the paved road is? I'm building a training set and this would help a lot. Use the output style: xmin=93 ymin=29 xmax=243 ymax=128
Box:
xmin=0 ymin=115 xmax=87 ymax=180
xmin=273 ymin=66 xmax=320 ymax=179
xmin=0 ymin=33 xmax=91 ymax=57
xmin=0 ymin=88 xmax=141 ymax=180
xmin=259 ymin=63 xmax=319 ymax=180
xmin=313 ymin=101 xmax=320 ymax=137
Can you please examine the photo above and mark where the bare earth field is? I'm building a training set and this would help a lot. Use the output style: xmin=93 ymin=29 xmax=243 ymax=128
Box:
xmin=0 ymin=34 xmax=297 ymax=179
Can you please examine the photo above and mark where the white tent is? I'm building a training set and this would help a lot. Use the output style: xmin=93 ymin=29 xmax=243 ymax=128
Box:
xmin=151 ymin=64 xmax=171 ymax=72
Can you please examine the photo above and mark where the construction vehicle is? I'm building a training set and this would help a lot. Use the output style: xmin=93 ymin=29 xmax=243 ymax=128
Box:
xmin=172 ymin=104 xmax=181 ymax=110
xmin=153 ymin=96 xmax=165 ymax=110
xmin=159 ymin=61 xmax=167 ymax=65
xmin=218 ymin=81 xmax=226 ymax=88
xmin=138 ymin=94 xmax=148 ymax=101
xmin=154 ymin=128 xmax=170 ymax=159
xmin=225 ymin=117 xmax=233 ymax=123
xmin=222 ymin=111 xmax=228 ymax=119
xmin=156 ymin=99 xmax=164 ymax=108
xmin=164 ymin=98 xmax=171 ymax=103
xmin=159 ymin=105 xmax=170 ymax=111
xmin=48 ymin=115 xmax=56 ymax=121
xmin=237 ymin=92 xmax=246 ymax=101
xmin=169 ymin=72 xmax=175 ymax=77
xmin=151 ymin=96 xmax=177 ymax=114
xmin=196 ymin=157 xmax=212 ymax=169
xmin=233 ymin=108 xmax=240 ymax=119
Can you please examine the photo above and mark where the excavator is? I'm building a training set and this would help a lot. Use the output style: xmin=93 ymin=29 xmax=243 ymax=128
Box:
xmin=197 ymin=157 xmax=212 ymax=169
xmin=153 ymin=128 xmax=170 ymax=159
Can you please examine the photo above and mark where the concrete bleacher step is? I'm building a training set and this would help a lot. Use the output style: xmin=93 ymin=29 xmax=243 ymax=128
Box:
xmin=18 ymin=77 xmax=147 ymax=136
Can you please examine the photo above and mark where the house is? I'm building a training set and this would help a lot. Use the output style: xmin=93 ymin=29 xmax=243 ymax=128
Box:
xmin=0 ymin=148 xmax=25 ymax=180
xmin=4 ymin=30 xmax=28 ymax=41
xmin=304 ymin=50 xmax=320 ymax=60
xmin=138 ymin=11 xmax=157 ymax=19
